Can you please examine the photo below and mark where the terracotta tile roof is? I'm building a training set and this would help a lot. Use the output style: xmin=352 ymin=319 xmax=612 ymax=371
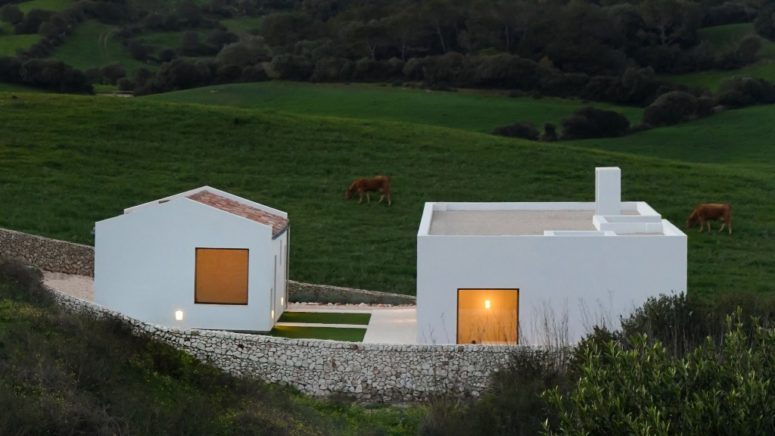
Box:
xmin=187 ymin=190 xmax=288 ymax=238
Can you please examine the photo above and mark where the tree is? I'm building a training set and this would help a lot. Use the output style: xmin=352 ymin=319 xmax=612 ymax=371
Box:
xmin=639 ymin=0 xmax=702 ymax=47
xmin=0 ymin=5 xmax=22 ymax=26
xmin=754 ymin=5 xmax=775 ymax=41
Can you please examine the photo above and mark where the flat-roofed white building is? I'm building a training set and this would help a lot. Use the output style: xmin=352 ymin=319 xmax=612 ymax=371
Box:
xmin=416 ymin=167 xmax=686 ymax=346
xmin=95 ymin=186 xmax=289 ymax=332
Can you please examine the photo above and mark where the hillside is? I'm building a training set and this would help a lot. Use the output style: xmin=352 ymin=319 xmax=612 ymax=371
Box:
xmin=662 ymin=23 xmax=775 ymax=91
xmin=0 ymin=261 xmax=421 ymax=434
xmin=148 ymin=82 xmax=644 ymax=133
xmin=0 ymin=91 xmax=773 ymax=297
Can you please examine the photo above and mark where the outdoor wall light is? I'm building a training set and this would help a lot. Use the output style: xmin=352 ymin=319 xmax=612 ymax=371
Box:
xmin=271 ymin=309 xmax=275 ymax=319
xmin=484 ymin=300 xmax=492 ymax=310
xmin=175 ymin=310 xmax=184 ymax=321
xmin=281 ymin=297 xmax=284 ymax=305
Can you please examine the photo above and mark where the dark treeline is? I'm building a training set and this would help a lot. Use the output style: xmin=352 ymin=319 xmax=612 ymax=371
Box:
xmin=1 ymin=0 xmax=773 ymax=104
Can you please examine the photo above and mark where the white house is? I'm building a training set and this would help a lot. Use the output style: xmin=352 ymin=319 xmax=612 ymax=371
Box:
xmin=416 ymin=167 xmax=686 ymax=346
xmin=94 ymin=186 xmax=289 ymax=332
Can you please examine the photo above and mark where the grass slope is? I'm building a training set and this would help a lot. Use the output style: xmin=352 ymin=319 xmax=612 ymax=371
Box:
xmin=147 ymin=81 xmax=644 ymax=133
xmin=49 ymin=20 xmax=147 ymax=73
xmin=0 ymin=264 xmax=421 ymax=434
xmin=661 ymin=23 xmax=775 ymax=91
xmin=0 ymin=92 xmax=773 ymax=298
xmin=221 ymin=16 xmax=263 ymax=36
xmin=0 ymin=34 xmax=41 ymax=57
xmin=17 ymin=0 xmax=72 ymax=13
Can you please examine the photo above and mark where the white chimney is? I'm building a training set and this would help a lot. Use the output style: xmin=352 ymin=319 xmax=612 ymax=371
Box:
xmin=595 ymin=167 xmax=621 ymax=215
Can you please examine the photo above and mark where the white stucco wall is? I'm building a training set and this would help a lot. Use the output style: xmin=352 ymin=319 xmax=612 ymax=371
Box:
xmin=95 ymin=197 xmax=283 ymax=331
xmin=417 ymin=205 xmax=687 ymax=345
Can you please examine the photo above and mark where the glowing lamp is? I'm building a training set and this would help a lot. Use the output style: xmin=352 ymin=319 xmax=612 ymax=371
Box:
xmin=175 ymin=310 xmax=184 ymax=321
xmin=484 ymin=300 xmax=492 ymax=310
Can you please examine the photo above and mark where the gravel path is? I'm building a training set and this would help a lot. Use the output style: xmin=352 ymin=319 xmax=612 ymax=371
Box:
xmin=43 ymin=271 xmax=93 ymax=301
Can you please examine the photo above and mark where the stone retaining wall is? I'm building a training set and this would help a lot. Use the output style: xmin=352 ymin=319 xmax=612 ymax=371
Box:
xmin=50 ymin=289 xmax=528 ymax=403
xmin=0 ymin=228 xmax=94 ymax=276
xmin=288 ymin=280 xmax=415 ymax=305
xmin=0 ymin=227 xmax=416 ymax=304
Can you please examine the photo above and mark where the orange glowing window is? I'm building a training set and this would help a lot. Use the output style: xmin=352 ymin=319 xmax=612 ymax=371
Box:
xmin=457 ymin=289 xmax=519 ymax=345
xmin=195 ymin=248 xmax=249 ymax=305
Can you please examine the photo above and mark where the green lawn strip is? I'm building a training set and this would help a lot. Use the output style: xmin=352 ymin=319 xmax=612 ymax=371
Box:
xmin=0 ymin=92 xmax=774 ymax=298
xmin=147 ymin=81 xmax=644 ymax=133
xmin=279 ymin=311 xmax=371 ymax=325
xmin=268 ymin=325 xmax=367 ymax=342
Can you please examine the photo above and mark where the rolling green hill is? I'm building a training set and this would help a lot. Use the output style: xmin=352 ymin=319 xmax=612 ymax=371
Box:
xmin=49 ymin=20 xmax=148 ymax=73
xmin=0 ymin=91 xmax=772 ymax=297
xmin=148 ymin=82 xmax=644 ymax=133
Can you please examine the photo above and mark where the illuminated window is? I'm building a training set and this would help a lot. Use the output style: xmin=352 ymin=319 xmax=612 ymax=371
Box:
xmin=195 ymin=248 xmax=249 ymax=305
xmin=457 ymin=289 xmax=518 ymax=345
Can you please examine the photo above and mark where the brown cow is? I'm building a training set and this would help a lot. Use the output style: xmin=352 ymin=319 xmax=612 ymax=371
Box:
xmin=687 ymin=203 xmax=732 ymax=234
xmin=345 ymin=176 xmax=392 ymax=206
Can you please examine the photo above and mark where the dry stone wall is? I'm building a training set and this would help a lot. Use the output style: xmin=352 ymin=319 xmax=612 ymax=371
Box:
xmin=0 ymin=228 xmax=93 ymax=276
xmin=51 ymin=289 xmax=522 ymax=402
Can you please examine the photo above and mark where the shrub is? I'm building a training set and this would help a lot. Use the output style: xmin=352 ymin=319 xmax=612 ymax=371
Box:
xmin=153 ymin=59 xmax=212 ymax=92
xmin=545 ymin=317 xmax=775 ymax=435
xmin=100 ymin=63 xmax=126 ymax=84
xmin=643 ymin=91 xmax=699 ymax=126
xmin=754 ymin=5 xmax=775 ymax=41
xmin=311 ymin=57 xmax=351 ymax=82
xmin=560 ymin=107 xmax=629 ymax=139
xmin=493 ymin=122 xmax=540 ymax=141
xmin=541 ymin=123 xmax=558 ymax=142
xmin=269 ymin=54 xmax=312 ymax=80
xmin=0 ymin=4 xmax=22 ymax=25
xmin=420 ymin=350 xmax=571 ymax=436
xmin=716 ymin=76 xmax=775 ymax=108
xmin=14 ymin=9 xmax=51 ymax=34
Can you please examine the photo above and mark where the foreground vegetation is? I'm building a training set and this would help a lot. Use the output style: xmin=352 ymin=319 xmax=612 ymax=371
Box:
xmin=0 ymin=91 xmax=773 ymax=296
xmin=0 ymin=260 xmax=421 ymax=434
xmin=422 ymin=292 xmax=775 ymax=435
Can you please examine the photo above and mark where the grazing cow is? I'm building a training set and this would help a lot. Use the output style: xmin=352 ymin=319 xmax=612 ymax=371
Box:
xmin=345 ymin=176 xmax=392 ymax=206
xmin=687 ymin=203 xmax=732 ymax=234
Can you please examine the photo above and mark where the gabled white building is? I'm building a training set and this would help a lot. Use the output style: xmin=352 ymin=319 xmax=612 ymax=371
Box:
xmin=95 ymin=186 xmax=289 ymax=332
xmin=416 ymin=167 xmax=686 ymax=346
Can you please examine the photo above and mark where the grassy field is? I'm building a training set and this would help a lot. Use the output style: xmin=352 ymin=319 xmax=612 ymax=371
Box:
xmin=17 ymin=0 xmax=72 ymax=13
xmin=0 ymin=267 xmax=421 ymax=434
xmin=661 ymin=23 xmax=775 ymax=91
xmin=49 ymin=20 xmax=148 ymax=73
xmin=0 ymin=82 xmax=41 ymax=93
xmin=268 ymin=326 xmax=367 ymax=341
xmin=0 ymin=91 xmax=773 ymax=298
xmin=148 ymin=81 xmax=645 ymax=133
xmin=279 ymin=311 xmax=372 ymax=325
xmin=0 ymin=34 xmax=41 ymax=57
xmin=221 ymin=16 xmax=263 ymax=36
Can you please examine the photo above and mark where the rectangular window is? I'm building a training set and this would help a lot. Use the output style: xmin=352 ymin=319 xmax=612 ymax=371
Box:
xmin=457 ymin=289 xmax=519 ymax=345
xmin=195 ymin=248 xmax=249 ymax=305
